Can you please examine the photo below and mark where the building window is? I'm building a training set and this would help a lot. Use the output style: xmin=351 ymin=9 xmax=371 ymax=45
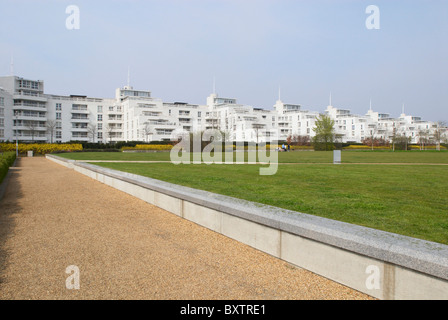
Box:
xmin=0 ymin=118 xmax=4 ymax=127
xmin=98 ymin=123 xmax=102 ymax=130
xmin=0 ymin=108 xmax=4 ymax=116
xmin=56 ymin=103 xmax=62 ymax=111
xmin=56 ymin=113 xmax=62 ymax=120
xmin=0 ymin=129 xmax=4 ymax=138
xmin=98 ymin=114 xmax=103 ymax=122
xmin=98 ymin=106 xmax=103 ymax=113
xmin=0 ymin=97 xmax=4 ymax=106
xmin=98 ymin=132 xmax=103 ymax=140
xmin=198 ymin=111 xmax=201 ymax=117
xmin=56 ymin=131 xmax=62 ymax=139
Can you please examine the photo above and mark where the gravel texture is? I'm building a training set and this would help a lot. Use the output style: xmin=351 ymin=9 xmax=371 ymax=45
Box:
xmin=0 ymin=157 xmax=374 ymax=300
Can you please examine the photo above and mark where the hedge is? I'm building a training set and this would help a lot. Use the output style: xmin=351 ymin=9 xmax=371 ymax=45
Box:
xmin=0 ymin=151 xmax=16 ymax=184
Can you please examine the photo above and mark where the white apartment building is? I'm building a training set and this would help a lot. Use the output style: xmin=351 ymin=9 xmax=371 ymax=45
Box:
xmin=0 ymin=75 xmax=446 ymax=145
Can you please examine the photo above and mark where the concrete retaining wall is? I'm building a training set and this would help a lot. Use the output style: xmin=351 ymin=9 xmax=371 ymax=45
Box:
xmin=46 ymin=154 xmax=448 ymax=300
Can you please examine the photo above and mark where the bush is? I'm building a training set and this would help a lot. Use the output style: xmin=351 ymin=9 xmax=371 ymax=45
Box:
xmin=0 ymin=151 xmax=16 ymax=184
xmin=0 ymin=143 xmax=83 ymax=155
xmin=122 ymin=144 xmax=174 ymax=151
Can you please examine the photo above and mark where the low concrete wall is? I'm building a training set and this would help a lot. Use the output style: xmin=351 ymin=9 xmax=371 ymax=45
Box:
xmin=46 ymin=154 xmax=448 ymax=300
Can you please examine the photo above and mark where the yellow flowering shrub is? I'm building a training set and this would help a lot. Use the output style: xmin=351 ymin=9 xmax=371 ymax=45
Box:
xmin=343 ymin=145 xmax=391 ymax=150
xmin=0 ymin=143 xmax=83 ymax=155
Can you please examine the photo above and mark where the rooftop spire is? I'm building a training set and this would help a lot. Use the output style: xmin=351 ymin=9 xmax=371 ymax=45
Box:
xmin=10 ymin=52 xmax=14 ymax=76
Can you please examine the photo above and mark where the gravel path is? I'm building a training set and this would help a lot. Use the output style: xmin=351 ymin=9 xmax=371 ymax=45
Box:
xmin=0 ymin=157 xmax=374 ymax=300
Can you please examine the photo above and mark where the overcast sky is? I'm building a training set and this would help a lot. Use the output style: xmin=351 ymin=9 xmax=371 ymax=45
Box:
xmin=1 ymin=0 xmax=447 ymax=121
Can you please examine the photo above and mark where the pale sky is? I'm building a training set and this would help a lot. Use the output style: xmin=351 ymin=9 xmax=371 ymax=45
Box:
xmin=1 ymin=0 xmax=447 ymax=122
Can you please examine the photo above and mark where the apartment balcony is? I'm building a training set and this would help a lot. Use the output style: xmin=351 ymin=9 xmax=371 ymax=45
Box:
xmin=15 ymin=114 xmax=47 ymax=121
xmin=71 ymin=117 xmax=90 ymax=122
xmin=72 ymin=133 xmax=90 ymax=141
xmin=152 ymin=122 xmax=176 ymax=128
xmin=71 ymin=108 xmax=90 ymax=114
xmin=107 ymin=117 xmax=123 ymax=122
xmin=13 ymin=125 xmax=47 ymax=131
xmin=13 ymin=92 xmax=48 ymax=102
xmin=14 ymin=103 xmax=47 ymax=111
xmin=14 ymin=133 xmax=48 ymax=141
xmin=71 ymin=127 xmax=89 ymax=132
xmin=107 ymin=126 xmax=123 ymax=131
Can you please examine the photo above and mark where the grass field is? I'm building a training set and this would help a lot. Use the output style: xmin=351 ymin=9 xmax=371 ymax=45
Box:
xmin=56 ymin=150 xmax=448 ymax=245
xmin=56 ymin=149 xmax=448 ymax=164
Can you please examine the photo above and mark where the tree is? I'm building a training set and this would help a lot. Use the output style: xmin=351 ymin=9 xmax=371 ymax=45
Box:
xmin=393 ymin=133 xmax=411 ymax=150
xmin=367 ymin=123 xmax=378 ymax=150
xmin=288 ymin=134 xmax=311 ymax=146
xmin=87 ymin=123 xmax=98 ymax=143
xmin=252 ymin=123 xmax=265 ymax=144
xmin=26 ymin=121 xmax=37 ymax=142
xmin=417 ymin=129 xmax=430 ymax=150
xmin=46 ymin=120 xmax=57 ymax=143
xmin=432 ymin=121 xmax=447 ymax=151
xmin=389 ymin=125 xmax=398 ymax=152
xmin=312 ymin=114 xmax=335 ymax=151
xmin=104 ymin=124 xmax=114 ymax=143
xmin=143 ymin=123 xmax=153 ymax=142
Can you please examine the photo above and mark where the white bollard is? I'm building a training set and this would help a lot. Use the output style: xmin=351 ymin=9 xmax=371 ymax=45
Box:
xmin=333 ymin=150 xmax=341 ymax=164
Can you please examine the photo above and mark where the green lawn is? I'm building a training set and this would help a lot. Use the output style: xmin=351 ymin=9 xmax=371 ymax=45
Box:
xmin=56 ymin=149 xmax=448 ymax=164
xmin=56 ymin=150 xmax=448 ymax=245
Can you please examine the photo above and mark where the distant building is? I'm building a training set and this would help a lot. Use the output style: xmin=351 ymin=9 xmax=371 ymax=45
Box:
xmin=0 ymin=75 xmax=446 ymax=145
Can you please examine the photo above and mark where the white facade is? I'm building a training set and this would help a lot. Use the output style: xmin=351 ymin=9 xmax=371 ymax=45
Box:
xmin=0 ymin=75 xmax=446 ymax=145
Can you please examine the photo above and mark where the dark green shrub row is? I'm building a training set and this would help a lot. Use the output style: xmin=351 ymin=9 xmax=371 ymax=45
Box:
xmin=0 ymin=152 xmax=16 ymax=184
xmin=68 ymin=140 xmax=174 ymax=150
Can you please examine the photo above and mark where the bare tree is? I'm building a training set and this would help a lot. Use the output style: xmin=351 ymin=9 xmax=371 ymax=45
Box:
xmin=26 ymin=121 xmax=37 ymax=142
xmin=87 ymin=123 xmax=98 ymax=143
xmin=367 ymin=123 xmax=378 ymax=150
xmin=46 ymin=120 xmax=57 ymax=143
xmin=143 ymin=123 xmax=152 ymax=142
xmin=252 ymin=123 xmax=265 ymax=144
xmin=104 ymin=124 xmax=114 ymax=143
xmin=417 ymin=129 xmax=430 ymax=150
xmin=389 ymin=125 xmax=398 ymax=152
xmin=432 ymin=121 xmax=447 ymax=151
